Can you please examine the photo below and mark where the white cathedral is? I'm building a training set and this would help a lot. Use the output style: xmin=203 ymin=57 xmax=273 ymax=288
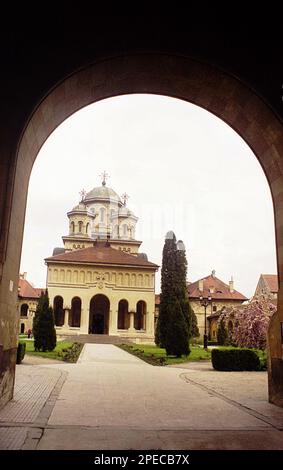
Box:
xmin=45 ymin=173 xmax=158 ymax=342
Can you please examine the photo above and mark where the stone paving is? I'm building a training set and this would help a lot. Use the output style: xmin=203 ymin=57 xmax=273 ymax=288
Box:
xmin=0 ymin=427 xmax=28 ymax=450
xmin=0 ymin=344 xmax=283 ymax=450
xmin=0 ymin=363 xmax=66 ymax=450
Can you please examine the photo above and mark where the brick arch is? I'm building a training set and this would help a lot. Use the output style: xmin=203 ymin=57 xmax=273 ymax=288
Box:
xmin=2 ymin=53 xmax=283 ymax=406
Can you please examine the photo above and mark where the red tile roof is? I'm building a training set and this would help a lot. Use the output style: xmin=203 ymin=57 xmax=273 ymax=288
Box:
xmin=18 ymin=279 xmax=42 ymax=299
xmin=35 ymin=288 xmax=46 ymax=296
xmin=262 ymin=274 xmax=278 ymax=293
xmin=188 ymin=274 xmax=247 ymax=301
xmin=45 ymin=243 xmax=159 ymax=269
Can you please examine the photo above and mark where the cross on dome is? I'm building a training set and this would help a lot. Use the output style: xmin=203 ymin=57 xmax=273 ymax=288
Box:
xmin=79 ymin=188 xmax=86 ymax=201
xmin=121 ymin=192 xmax=129 ymax=206
xmin=100 ymin=171 xmax=110 ymax=186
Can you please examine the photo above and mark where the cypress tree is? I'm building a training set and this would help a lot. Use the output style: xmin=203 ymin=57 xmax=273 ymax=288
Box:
xmin=176 ymin=240 xmax=197 ymax=344
xmin=165 ymin=299 xmax=190 ymax=357
xmin=176 ymin=240 xmax=190 ymax=324
xmin=190 ymin=305 xmax=200 ymax=338
xmin=33 ymin=292 xmax=56 ymax=352
xmin=155 ymin=231 xmax=190 ymax=356
xmin=155 ymin=231 xmax=178 ymax=347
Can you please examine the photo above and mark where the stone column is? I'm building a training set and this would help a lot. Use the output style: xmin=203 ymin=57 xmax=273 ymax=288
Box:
xmin=147 ymin=310 xmax=154 ymax=336
xmin=64 ymin=308 xmax=69 ymax=328
xmin=128 ymin=310 xmax=135 ymax=332
xmin=108 ymin=309 xmax=117 ymax=335
xmin=80 ymin=307 xmax=89 ymax=334
xmin=142 ymin=312 xmax=146 ymax=331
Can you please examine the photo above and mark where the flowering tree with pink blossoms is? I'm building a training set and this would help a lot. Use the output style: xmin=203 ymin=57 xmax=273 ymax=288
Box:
xmin=218 ymin=298 xmax=276 ymax=350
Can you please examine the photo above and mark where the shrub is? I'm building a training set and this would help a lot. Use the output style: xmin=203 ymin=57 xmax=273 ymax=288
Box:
xmin=16 ymin=342 xmax=26 ymax=364
xmin=211 ymin=348 xmax=260 ymax=371
xmin=258 ymin=350 xmax=268 ymax=370
xmin=33 ymin=292 xmax=56 ymax=352
xmin=58 ymin=342 xmax=83 ymax=363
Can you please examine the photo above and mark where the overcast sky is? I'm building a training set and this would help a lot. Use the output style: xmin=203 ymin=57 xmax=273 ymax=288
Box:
xmin=20 ymin=94 xmax=277 ymax=297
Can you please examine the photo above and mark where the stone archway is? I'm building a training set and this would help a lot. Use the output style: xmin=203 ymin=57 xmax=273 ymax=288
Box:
xmin=89 ymin=295 xmax=110 ymax=334
xmin=117 ymin=299 xmax=129 ymax=330
xmin=1 ymin=53 xmax=283 ymax=407
xmin=53 ymin=296 xmax=64 ymax=327
xmin=135 ymin=301 xmax=146 ymax=330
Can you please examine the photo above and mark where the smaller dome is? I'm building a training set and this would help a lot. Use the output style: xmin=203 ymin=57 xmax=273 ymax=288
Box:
xmin=137 ymin=253 xmax=148 ymax=261
xmin=52 ymin=247 xmax=66 ymax=256
xmin=71 ymin=202 xmax=88 ymax=212
xmin=119 ymin=206 xmax=131 ymax=217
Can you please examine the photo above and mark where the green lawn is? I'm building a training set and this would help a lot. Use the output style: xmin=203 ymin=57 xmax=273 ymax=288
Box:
xmin=21 ymin=340 xmax=75 ymax=361
xmin=118 ymin=343 xmax=211 ymax=365
xmin=118 ymin=343 xmax=267 ymax=368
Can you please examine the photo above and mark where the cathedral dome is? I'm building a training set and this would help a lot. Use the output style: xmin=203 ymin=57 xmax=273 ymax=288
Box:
xmin=119 ymin=206 xmax=132 ymax=217
xmin=84 ymin=185 xmax=122 ymax=205
xmin=71 ymin=202 xmax=88 ymax=212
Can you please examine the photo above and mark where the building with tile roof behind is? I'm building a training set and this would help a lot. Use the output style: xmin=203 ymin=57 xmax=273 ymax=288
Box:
xmin=45 ymin=176 xmax=159 ymax=343
xmin=188 ymin=270 xmax=248 ymax=340
xmin=18 ymin=273 xmax=45 ymax=334
xmin=253 ymin=274 xmax=278 ymax=307
xmin=154 ymin=270 xmax=248 ymax=340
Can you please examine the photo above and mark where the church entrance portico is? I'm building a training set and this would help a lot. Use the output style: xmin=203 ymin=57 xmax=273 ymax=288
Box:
xmin=89 ymin=295 xmax=110 ymax=334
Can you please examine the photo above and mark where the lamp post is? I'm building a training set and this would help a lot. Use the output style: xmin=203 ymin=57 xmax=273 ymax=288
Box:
xmin=199 ymin=295 xmax=212 ymax=349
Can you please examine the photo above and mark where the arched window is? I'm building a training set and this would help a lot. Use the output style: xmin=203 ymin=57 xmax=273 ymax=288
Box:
xmin=117 ymin=299 xmax=129 ymax=330
xmin=86 ymin=222 xmax=90 ymax=235
xmin=138 ymin=274 xmax=143 ymax=287
xmin=131 ymin=273 xmax=136 ymax=287
xmin=20 ymin=303 xmax=28 ymax=317
xmin=135 ymin=301 xmax=146 ymax=330
xmin=100 ymin=207 xmax=105 ymax=223
xmin=70 ymin=221 xmax=75 ymax=233
xmin=53 ymin=296 xmax=64 ymax=326
xmin=70 ymin=297 xmax=81 ymax=327
xmin=78 ymin=221 xmax=83 ymax=232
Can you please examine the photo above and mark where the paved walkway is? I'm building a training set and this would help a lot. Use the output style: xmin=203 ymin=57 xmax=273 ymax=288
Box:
xmin=1 ymin=344 xmax=283 ymax=450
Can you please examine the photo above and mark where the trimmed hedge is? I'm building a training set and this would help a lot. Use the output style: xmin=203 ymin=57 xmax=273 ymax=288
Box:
xmin=211 ymin=348 xmax=260 ymax=371
xmin=59 ymin=342 xmax=83 ymax=363
xmin=16 ymin=342 xmax=26 ymax=364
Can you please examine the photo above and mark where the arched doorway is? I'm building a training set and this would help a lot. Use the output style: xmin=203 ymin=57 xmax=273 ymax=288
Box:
xmin=1 ymin=53 xmax=283 ymax=406
xmin=70 ymin=297 xmax=81 ymax=328
xmin=89 ymin=295 xmax=109 ymax=334
xmin=117 ymin=299 xmax=129 ymax=330
xmin=135 ymin=301 xmax=146 ymax=330
xmin=53 ymin=296 xmax=64 ymax=327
